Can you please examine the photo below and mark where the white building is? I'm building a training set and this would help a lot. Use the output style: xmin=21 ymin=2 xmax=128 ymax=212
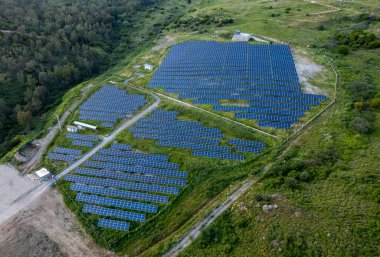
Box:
xmin=144 ymin=63 xmax=154 ymax=71
xmin=35 ymin=168 xmax=52 ymax=181
xmin=232 ymin=30 xmax=253 ymax=42
xmin=74 ymin=121 xmax=97 ymax=130
xmin=66 ymin=125 xmax=78 ymax=133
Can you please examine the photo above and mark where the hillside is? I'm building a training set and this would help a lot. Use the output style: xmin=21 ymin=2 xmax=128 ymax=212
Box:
xmin=0 ymin=0 xmax=379 ymax=257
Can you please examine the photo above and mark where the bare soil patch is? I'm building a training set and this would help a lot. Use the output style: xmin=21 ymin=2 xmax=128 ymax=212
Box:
xmin=152 ymin=35 xmax=176 ymax=52
xmin=293 ymin=50 xmax=325 ymax=95
xmin=0 ymin=187 xmax=116 ymax=257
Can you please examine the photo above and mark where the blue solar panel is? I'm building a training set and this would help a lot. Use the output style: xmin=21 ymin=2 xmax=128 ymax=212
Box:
xmin=65 ymin=174 xmax=179 ymax=195
xmin=192 ymin=150 xmax=244 ymax=161
xmin=76 ymin=193 xmax=158 ymax=213
xmin=82 ymin=204 xmax=145 ymax=222
xmin=83 ymin=160 xmax=187 ymax=179
xmin=91 ymin=154 xmax=180 ymax=170
xmin=146 ymin=41 xmax=328 ymax=130
xmin=48 ymin=153 xmax=76 ymax=162
xmin=157 ymin=140 xmax=230 ymax=152
xmin=72 ymin=140 xmax=94 ymax=148
xmin=235 ymin=146 xmax=263 ymax=154
xmin=98 ymin=218 xmax=130 ymax=231
xmin=97 ymin=149 xmax=169 ymax=162
xmin=52 ymin=147 xmax=82 ymax=156
xmin=66 ymin=133 xmax=99 ymax=142
xmin=227 ymin=138 xmax=266 ymax=148
xmin=73 ymin=167 xmax=186 ymax=186
xmin=70 ymin=183 xmax=169 ymax=203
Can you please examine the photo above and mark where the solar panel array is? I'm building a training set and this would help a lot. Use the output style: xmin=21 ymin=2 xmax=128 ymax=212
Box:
xmin=65 ymin=132 xmax=99 ymax=148
xmin=48 ymin=147 xmax=82 ymax=163
xmin=78 ymin=85 xmax=148 ymax=127
xmin=148 ymin=41 xmax=327 ymax=130
xmin=228 ymin=138 xmax=267 ymax=154
xmin=129 ymin=109 xmax=248 ymax=161
xmin=64 ymin=142 xmax=187 ymax=231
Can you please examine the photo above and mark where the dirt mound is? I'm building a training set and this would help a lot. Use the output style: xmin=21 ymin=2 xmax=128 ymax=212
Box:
xmin=0 ymin=225 xmax=63 ymax=257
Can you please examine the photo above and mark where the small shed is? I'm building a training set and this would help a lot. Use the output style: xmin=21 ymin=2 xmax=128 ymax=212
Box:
xmin=35 ymin=168 xmax=52 ymax=181
xmin=232 ymin=31 xmax=253 ymax=42
xmin=66 ymin=125 xmax=78 ymax=133
xmin=144 ymin=63 xmax=154 ymax=71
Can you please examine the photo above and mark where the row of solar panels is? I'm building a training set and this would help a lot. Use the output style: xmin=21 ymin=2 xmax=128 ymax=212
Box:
xmin=150 ymin=79 xmax=300 ymax=87
xmin=151 ymin=84 xmax=302 ymax=92
xmin=166 ymin=89 xmax=325 ymax=100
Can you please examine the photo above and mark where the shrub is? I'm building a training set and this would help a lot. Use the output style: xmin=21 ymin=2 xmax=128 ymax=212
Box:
xmin=350 ymin=117 xmax=372 ymax=134
xmin=369 ymin=98 xmax=380 ymax=108
xmin=284 ymin=177 xmax=299 ymax=190
xmin=317 ymin=24 xmax=325 ymax=31
xmin=285 ymin=7 xmax=291 ymax=13
xmin=337 ymin=45 xmax=349 ymax=55
xmin=345 ymin=77 xmax=375 ymax=102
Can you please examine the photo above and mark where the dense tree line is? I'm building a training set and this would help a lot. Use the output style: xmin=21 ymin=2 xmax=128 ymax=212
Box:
xmin=0 ymin=0 xmax=186 ymax=156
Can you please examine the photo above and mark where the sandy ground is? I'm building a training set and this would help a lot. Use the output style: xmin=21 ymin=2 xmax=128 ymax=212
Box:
xmin=0 ymin=165 xmax=38 ymax=214
xmin=152 ymin=35 xmax=176 ymax=51
xmin=0 ymin=187 xmax=116 ymax=257
xmin=293 ymin=50 xmax=325 ymax=95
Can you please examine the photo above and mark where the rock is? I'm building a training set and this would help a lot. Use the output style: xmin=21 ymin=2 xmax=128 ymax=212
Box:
xmin=263 ymin=204 xmax=278 ymax=212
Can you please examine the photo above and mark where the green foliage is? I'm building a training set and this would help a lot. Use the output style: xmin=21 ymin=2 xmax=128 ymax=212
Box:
xmin=335 ymin=30 xmax=380 ymax=50
xmin=350 ymin=117 xmax=372 ymax=134
xmin=337 ymin=45 xmax=349 ymax=55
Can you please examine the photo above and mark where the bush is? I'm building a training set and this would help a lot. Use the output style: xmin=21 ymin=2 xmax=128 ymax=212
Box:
xmin=317 ymin=24 xmax=325 ymax=31
xmin=285 ymin=7 xmax=291 ymax=13
xmin=369 ymin=98 xmax=380 ymax=108
xmin=284 ymin=177 xmax=299 ymax=190
xmin=337 ymin=45 xmax=349 ymax=55
xmin=367 ymin=40 xmax=380 ymax=49
xmin=350 ymin=117 xmax=372 ymax=134
xmin=345 ymin=77 xmax=375 ymax=102
xmin=255 ymin=194 xmax=272 ymax=202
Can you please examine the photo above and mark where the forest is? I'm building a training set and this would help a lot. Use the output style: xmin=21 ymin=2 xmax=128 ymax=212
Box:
xmin=0 ymin=0 xmax=184 ymax=157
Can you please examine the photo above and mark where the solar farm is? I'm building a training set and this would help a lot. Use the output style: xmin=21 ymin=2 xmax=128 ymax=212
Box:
xmin=63 ymin=142 xmax=187 ymax=231
xmin=149 ymin=41 xmax=327 ymax=130
xmin=128 ymin=109 xmax=267 ymax=161
xmin=78 ymin=85 xmax=148 ymax=128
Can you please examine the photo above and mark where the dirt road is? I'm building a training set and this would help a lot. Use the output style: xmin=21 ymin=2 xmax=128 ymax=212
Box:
xmin=21 ymin=84 xmax=94 ymax=173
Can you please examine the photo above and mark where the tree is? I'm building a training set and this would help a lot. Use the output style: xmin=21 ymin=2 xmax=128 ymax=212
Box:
xmin=16 ymin=110 xmax=32 ymax=130
xmin=350 ymin=117 xmax=372 ymax=134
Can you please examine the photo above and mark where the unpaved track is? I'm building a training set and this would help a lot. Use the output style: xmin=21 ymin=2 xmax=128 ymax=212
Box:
xmin=163 ymin=179 xmax=256 ymax=257
xmin=127 ymin=84 xmax=279 ymax=140
xmin=0 ymin=94 xmax=160 ymax=227
xmin=21 ymin=84 xmax=94 ymax=173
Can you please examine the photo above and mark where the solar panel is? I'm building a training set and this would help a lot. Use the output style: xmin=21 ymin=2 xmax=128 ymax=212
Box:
xmin=64 ymin=174 xmax=179 ymax=195
xmin=97 ymin=149 xmax=169 ymax=162
xmin=66 ymin=133 xmax=99 ymax=142
xmin=73 ymin=167 xmax=186 ymax=186
xmin=72 ymin=140 xmax=94 ymax=148
xmin=98 ymin=218 xmax=130 ymax=231
xmin=227 ymin=138 xmax=266 ymax=148
xmin=52 ymin=147 xmax=82 ymax=156
xmin=82 ymin=160 xmax=187 ymax=179
xmin=111 ymin=143 xmax=132 ymax=151
xmin=70 ymin=183 xmax=169 ymax=203
xmin=82 ymin=204 xmax=145 ymax=222
xmin=146 ymin=41 xmax=328 ymax=129
xmin=48 ymin=153 xmax=76 ymax=162
xmin=192 ymin=150 xmax=244 ymax=161
xmin=235 ymin=146 xmax=263 ymax=154
xmin=91 ymin=154 xmax=180 ymax=170
xmin=76 ymin=193 xmax=158 ymax=213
